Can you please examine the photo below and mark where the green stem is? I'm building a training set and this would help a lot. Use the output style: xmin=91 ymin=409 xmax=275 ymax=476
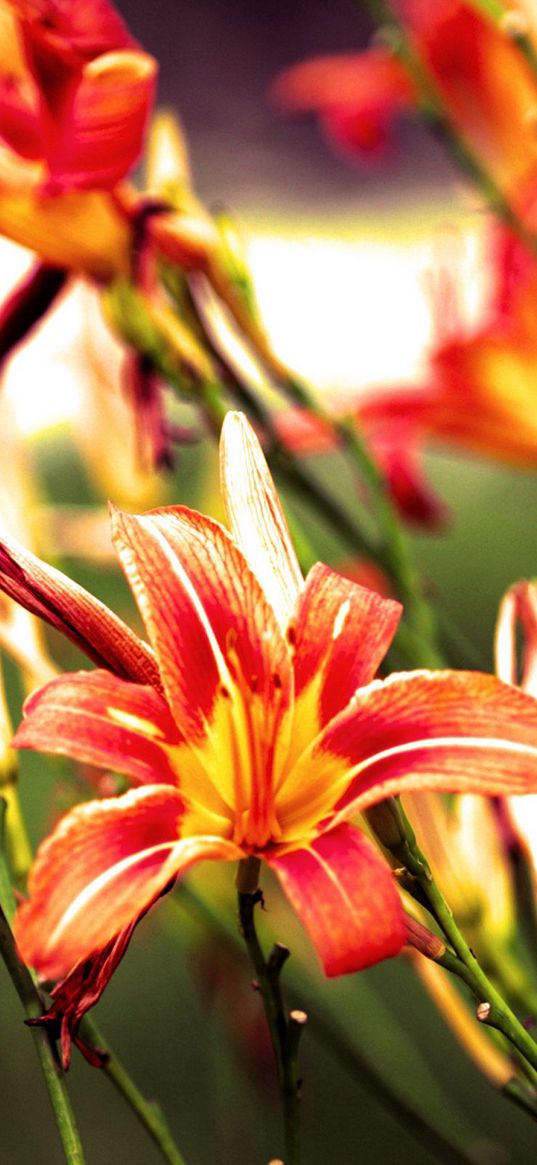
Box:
xmin=371 ymin=798 xmax=537 ymax=1079
xmin=0 ymin=900 xmax=86 ymax=1165
xmin=80 ymin=1018 xmax=189 ymax=1165
xmin=177 ymin=885 xmax=476 ymax=1164
xmin=362 ymin=0 xmax=537 ymax=258
xmin=0 ymin=799 xmax=189 ymax=1165
xmin=237 ymin=873 xmax=303 ymax=1165
xmin=272 ymin=373 xmax=444 ymax=666
xmin=183 ymin=269 xmax=445 ymax=667
xmin=0 ymin=800 xmax=86 ymax=1163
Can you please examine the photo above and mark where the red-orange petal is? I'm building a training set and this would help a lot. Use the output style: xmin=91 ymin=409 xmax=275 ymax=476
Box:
xmin=279 ymin=670 xmax=537 ymax=838
xmin=14 ymin=785 xmax=241 ymax=980
xmin=0 ymin=530 xmax=160 ymax=686
xmin=329 ymin=670 xmax=537 ymax=822
xmin=289 ymin=563 xmax=400 ymax=753
xmin=13 ymin=669 xmax=181 ymax=786
xmin=111 ymin=503 xmax=292 ymax=818
xmin=267 ymin=823 xmax=405 ymax=976
xmin=45 ymin=50 xmax=157 ymax=189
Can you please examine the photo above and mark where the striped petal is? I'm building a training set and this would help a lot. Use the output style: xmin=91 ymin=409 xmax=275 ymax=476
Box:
xmin=286 ymin=563 xmax=400 ymax=767
xmin=12 ymin=669 xmax=181 ymax=787
xmin=0 ymin=529 xmax=159 ymax=686
xmin=45 ymin=50 xmax=157 ymax=190
xmin=220 ymin=412 xmax=303 ymax=632
xmin=267 ymin=824 xmax=405 ymax=976
xmin=111 ymin=504 xmax=292 ymax=837
xmin=279 ymin=671 xmax=537 ymax=838
xmin=14 ymin=785 xmax=241 ymax=981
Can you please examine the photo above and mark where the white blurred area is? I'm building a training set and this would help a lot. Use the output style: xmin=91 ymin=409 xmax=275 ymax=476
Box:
xmin=0 ymin=213 xmax=486 ymax=437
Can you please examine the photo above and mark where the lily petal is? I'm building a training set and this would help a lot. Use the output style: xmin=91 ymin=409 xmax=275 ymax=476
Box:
xmin=267 ymin=823 xmax=405 ymax=976
xmin=286 ymin=563 xmax=400 ymax=766
xmin=220 ymin=412 xmax=303 ymax=632
xmin=45 ymin=50 xmax=157 ymax=190
xmin=0 ymin=150 xmax=132 ymax=277
xmin=0 ymin=529 xmax=160 ymax=686
xmin=111 ymin=504 xmax=292 ymax=832
xmin=14 ymin=784 xmax=241 ymax=980
xmin=279 ymin=671 xmax=537 ymax=838
xmin=13 ymin=669 xmax=181 ymax=786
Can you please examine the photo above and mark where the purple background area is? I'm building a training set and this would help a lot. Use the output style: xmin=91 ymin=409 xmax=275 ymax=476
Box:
xmin=116 ymin=0 xmax=452 ymax=213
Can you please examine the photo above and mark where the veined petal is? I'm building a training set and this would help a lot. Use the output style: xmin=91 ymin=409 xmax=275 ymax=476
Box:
xmin=286 ymin=563 xmax=400 ymax=768
xmin=45 ymin=50 xmax=157 ymax=189
xmin=0 ymin=529 xmax=160 ymax=686
xmin=12 ymin=669 xmax=181 ymax=786
xmin=279 ymin=670 xmax=537 ymax=838
xmin=220 ymin=412 xmax=303 ymax=632
xmin=267 ymin=824 xmax=405 ymax=976
xmin=14 ymin=785 xmax=241 ymax=981
xmin=111 ymin=504 xmax=292 ymax=838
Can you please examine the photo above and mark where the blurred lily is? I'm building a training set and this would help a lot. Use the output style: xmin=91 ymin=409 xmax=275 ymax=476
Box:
xmin=0 ymin=0 xmax=156 ymax=278
xmin=4 ymin=414 xmax=537 ymax=1065
xmin=274 ymin=0 xmax=537 ymax=196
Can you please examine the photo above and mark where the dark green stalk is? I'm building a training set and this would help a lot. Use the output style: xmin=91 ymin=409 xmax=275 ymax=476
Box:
xmin=176 ymin=884 xmax=478 ymax=1164
xmin=237 ymin=860 xmax=304 ymax=1165
xmin=80 ymin=1018 xmax=189 ymax=1165
xmin=368 ymin=798 xmax=537 ymax=1080
xmin=0 ymin=798 xmax=189 ymax=1165
xmin=0 ymin=901 xmax=86 ymax=1164
xmin=361 ymin=0 xmax=537 ymax=258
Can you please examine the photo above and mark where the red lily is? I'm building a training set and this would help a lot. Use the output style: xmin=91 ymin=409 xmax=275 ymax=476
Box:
xmin=0 ymin=0 xmax=156 ymax=280
xmin=5 ymin=413 xmax=537 ymax=1064
xmin=0 ymin=0 xmax=156 ymax=192
xmin=274 ymin=0 xmax=537 ymax=196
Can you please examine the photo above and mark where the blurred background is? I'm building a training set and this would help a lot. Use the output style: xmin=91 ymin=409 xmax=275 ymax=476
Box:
xmin=2 ymin=1 xmax=537 ymax=1162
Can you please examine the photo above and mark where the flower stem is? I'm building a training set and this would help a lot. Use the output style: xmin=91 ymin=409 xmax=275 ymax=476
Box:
xmin=177 ymin=884 xmax=477 ymax=1163
xmin=0 ymin=798 xmax=189 ymax=1165
xmin=362 ymin=0 xmax=537 ymax=257
xmin=161 ymin=266 xmax=446 ymax=668
xmin=370 ymin=797 xmax=537 ymax=1080
xmin=237 ymin=865 xmax=304 ymax=1165
xmin=79 ymin=1017 xmax=189 ymax=1165
xmin=0 ymin=897 xmax=86 ymax=1164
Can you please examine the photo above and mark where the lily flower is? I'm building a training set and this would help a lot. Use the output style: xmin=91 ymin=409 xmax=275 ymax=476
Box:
xmin=0 ymin=0 xmax=157 ymax=278
xmin=274 ymin=1 xmax=537 ymax=197
xmin=5 ymin=413 xmax=537 ymax=1065
xmin=3 ymin=0 xmax=156 ymax=193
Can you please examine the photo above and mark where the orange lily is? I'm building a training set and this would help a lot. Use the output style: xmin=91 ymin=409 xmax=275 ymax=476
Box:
xmin=5 ymin=413 xmax=537 ymax=1064
xmin=0 ymin=0 xmax=156 ymax=277
xmin=274 ymin=0 xmax=537 ymax=196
